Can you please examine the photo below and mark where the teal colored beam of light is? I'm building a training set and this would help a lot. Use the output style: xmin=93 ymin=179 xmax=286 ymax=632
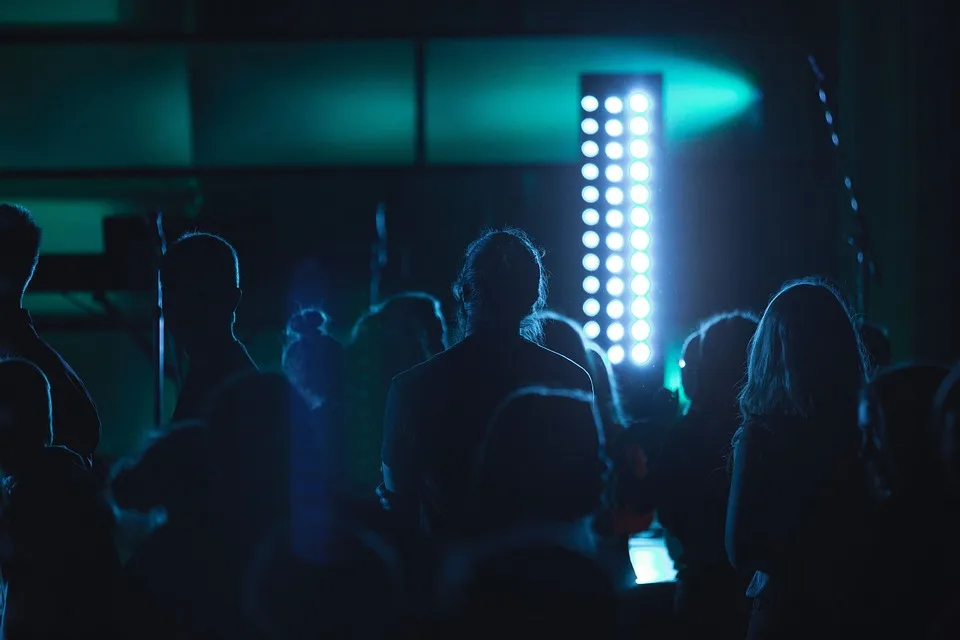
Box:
xmin=0 ymin=0 xmax=120 ymax=25
xmin=427 ymin=37 xmax=760 ymax=163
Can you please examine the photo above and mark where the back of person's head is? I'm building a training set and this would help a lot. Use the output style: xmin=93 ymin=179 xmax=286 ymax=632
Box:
xmin=679 ymin=330 xmax=702 ymax=404
xmin=698 ymin=310 xmax=758 ymax=410
xmin=0 ymin=204 xmax=42 ymax=302
xmin=860 ymin=362 xmax=950 ymax=500
xmin=205 ymin=372 xmax=306 ymax=519
xmin=933 ymin=365 xmax=960 ymax=495
xmin=858 ymin=321 xmax=893 ymax=373
xmin=538 ymin=311 xmax=592 ymax=372
xmin=350 ymin=291 xmax=447 ymax=378
xmin=161 ymin=232 xmax=241 ymax=341
xmin=450 ymin=544 xmax=616 ymax=638
xmin=740 ymin=278 xmax=867 ymax=429
xmin=0 ymin=358 xmax=52 ymax=472
xmin=473 ymin=387 xmax=608 ymax=528
xmin=283 ymin=308 xmax=345 ymax=410
xmin=453 ymin=228 xmax=547 ymax=342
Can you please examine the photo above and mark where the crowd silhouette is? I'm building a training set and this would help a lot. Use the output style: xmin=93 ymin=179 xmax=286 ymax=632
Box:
xmin=0 ymin=201 xmax=958 ymax=638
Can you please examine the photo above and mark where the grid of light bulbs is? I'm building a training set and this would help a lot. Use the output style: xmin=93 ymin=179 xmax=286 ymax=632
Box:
xmin=580 ymin=91 xmax=654 ymax=366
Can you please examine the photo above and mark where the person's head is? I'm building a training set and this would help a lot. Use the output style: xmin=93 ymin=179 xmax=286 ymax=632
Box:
xmin=679 ymin=330 xmax=702 ymax=404
xmin=351 ymin=291 xmax=447 ymax=367
xmin=859 ymin=363 xmax=950 ymax=501
xmin=283 ymin=308 xmax=345 ymax=410
xmin=698 ymin=310 xmax=759 ymax=410
xmin=538 ymin=311 xmax=592 ymax=373
xmin=0 ymin=358 xmax=52 ymax=475
xmin=161 ymin=232 xmax=242 ymax=352
xmin=0 ymin=204 xmax=42 ymax=304
xmin=933 ymin=364 xmax=960 ymax=496
xmin=453 ymin=228 xmax=547 ymax=343
xmin=740 ymin=278 xmax=867 ymax=429
xmin=858 ymin=321 xmax=893 ymax=373
xmin=473 ymin=387 xmax=608 ymax=527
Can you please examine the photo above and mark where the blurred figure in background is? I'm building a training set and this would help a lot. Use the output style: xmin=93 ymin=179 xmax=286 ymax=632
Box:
xmin=679 ymin=330 xmax=702 ymax=410
xmin=726 ymin=279 xmax=871 ymax=639
xmin=347 ymin=292 xmax=448 ymax=496
xmin=379 ymin=228 xmax=593 ymax=539
xmin=857 ymin=321 xmax=892 ymax=374
xmin=283 ymin=308 xmax=345 ymax=412
xmin=0 ymin=203 xmax=101 ymax=463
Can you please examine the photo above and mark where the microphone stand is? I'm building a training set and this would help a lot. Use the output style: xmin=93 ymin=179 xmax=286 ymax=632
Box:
xmin=370 ymin=203 xmax=388 ymax=307
xmin=152 ymin=211 xmax=167 ymax=428
xmin=808 ymin=55 xmax=881 ymax=318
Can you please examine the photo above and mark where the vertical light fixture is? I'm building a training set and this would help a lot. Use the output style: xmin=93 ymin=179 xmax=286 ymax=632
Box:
xmin=580 ymin=75 xmax=661 ymax=366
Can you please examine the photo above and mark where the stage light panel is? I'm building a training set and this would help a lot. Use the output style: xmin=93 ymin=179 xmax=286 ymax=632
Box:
xmin=580 ymin=74 xmax=661 ymax=367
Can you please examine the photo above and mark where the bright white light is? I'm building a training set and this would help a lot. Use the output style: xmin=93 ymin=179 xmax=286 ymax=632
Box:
xmin=583 ymin=299 xmax=600 ymax=317
xmin=607 ymin=322 xmax=625 ymax=341
xmin=608 ymin=345 xmax=625 ymax=364
xmin=605 ymin=254 xmax=624 ymax=273
xmin=605 ymin=142 xmax=624 ymax=160
xmin=605 ymin=165 xmax=624 ymax=182
xmin=582 ymin=253 xmax=600 ymax=271
xmin=582 ymin=186 xmax=599 ymax=203
xmin=632 ymin=342 xmax=652 ymax=364
xmin=631 ymin=275 xmax=651 ymax=295
xmin=583 ymin=276 xmax=600 ymax=294
xmin=605 ymin=232 xmax=624 ymax=251
xmin=630 ymin=117 xmax=650 ymax=135
xmin=581 ymin=95 xmax=599 ymax=112
xmin=604 ymin=96 xmax=623 ymax=114
xmin=582 ymin=208 xmax=600 ymax=225
xmin=631 ymin=320 xmax=651 ymax=341
xmin=629 ymin=92 xmax=651 ymax=113
xmin=630 ymin=185 xmax=650 ymax=205
xmin=630 ymin=162 xmax=650 ymax=182
xmin=605 ymin=120 xmax=624 ymax=137
xmin=584 ymin=321 xmax=601 ymax=339
xmin=606 ymin=277 xmax=625 ymax=296
xmin=630 ymin=229 xmax=650 ymax=250
xmin=582 ymin=163 xmax=599 ymax=180
xmin=605 ymin=209 xmax=624 ymax=228
xmin=582 ymin=141 xmax=599 ymax=157
xmin=629 ymin=139 xmax=650 ymax=158
xmin=582 ymin=230 xmax=600 ymax=248
xmin=607 ymin=299 xmax=625 ymax=319
xmin=630 ymin=207 xmax=650 ymax=227
xmin=605 ymin=188 xmax=624 ymax=205
xmin=631 ymin=251 xmax=650 ymax=273
xmin=679 ymin=358 xmax=686 ymax=369
xmin=581 ymin=118 xmax=599 ymax=135
xmin=631 ymin=297 xmax=651 ymax=318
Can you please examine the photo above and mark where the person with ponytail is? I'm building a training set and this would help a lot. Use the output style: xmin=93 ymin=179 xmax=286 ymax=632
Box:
xmin=282 ymin=308 xmax=343 ymax=411
xmin=379 ymin=228 xmax=595 ymax=539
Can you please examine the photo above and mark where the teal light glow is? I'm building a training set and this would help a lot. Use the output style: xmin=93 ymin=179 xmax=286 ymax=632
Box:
xmin=14 ymin=199 xmax=118 ymax=254
xmin=0 ymin=0 xmax=120 ymax=25
xmin=427 ymin=37 xmax=760 ymax=163
xmin=662 ymin=339 xmax=687 ymax=403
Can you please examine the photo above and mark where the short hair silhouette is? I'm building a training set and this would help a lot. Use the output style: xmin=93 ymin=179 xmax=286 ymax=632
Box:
xmin=351 ymin=291 xmax=448 ymax=357
xmin=161 ymin=231 xmax=240 ymax=298
xmin=698 ymin=310 xmax=759 ymax=408
xmin=740 ymin=278 xmax=868 ymax=421
xmin=860 ymin=362 xmax=950 ymax=499
xmin=453 ymin=228 xmax=547 ymax=342
xmin=283 ymin=308 xmax=345 ymax=410
xmin=0 ymin=204 xmax=42 ymax=299
xmin=538 ymin=311 xmax=592 ymax=373
xmin=0 ymin=358 xmax=53 ymax=463
xmin=679 ymin=330 xmax=702 ymax=403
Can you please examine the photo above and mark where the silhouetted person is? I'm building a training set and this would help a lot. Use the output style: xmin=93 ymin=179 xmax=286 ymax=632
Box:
xmin=348 ymin=292 xmax=447 ymax=495
xmin=654 ymin=311 xmax=758 ymax=639
xmin=0 ymin=358 xmax=120 ymax=638
xmin=858 ymin=363 xmax=952 ymax=635
xmin=679 ymin=329 xmax=702 ymax=408
xmin=0 ymin=204 xmax=101 ymax=462
xmin=726 ymin=279 xmax=872 ymax=639
xmin=162 ymin=232 xmax=258 ymax=422
xmin=379 ymin=228 xmax=593 ymax=539
xmin=932 ymin=364 xmax=960 ymax=637
xmin=471 ymin=387 xmax=608 ymax=534
xmin=283 ymin=308 xmax=345 ymax=411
